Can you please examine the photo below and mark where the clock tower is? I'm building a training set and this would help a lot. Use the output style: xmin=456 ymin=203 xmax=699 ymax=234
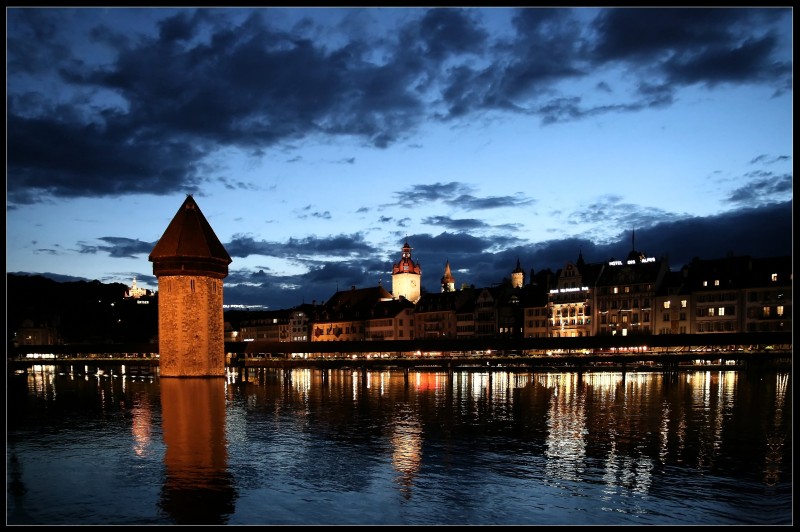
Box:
xmin=391 ymin=240 xmax=421 ymax=303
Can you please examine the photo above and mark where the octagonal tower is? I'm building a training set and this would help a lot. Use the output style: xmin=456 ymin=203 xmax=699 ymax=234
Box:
xmin=149 ymin=195 xmax=232 ymax=377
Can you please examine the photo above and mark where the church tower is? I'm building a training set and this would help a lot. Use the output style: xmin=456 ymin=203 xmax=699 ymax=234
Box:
xmin=391 ymin=240 xmax=421 ymax=303
xmin=441 ymin=260 xmax=456 ymax=292
xmin=511 ymin=257 xmax=525 ymax=288
xmin=149 ymin=195 xmax=232 ymax=377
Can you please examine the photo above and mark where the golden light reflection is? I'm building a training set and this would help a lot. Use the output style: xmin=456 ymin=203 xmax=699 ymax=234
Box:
xmin=130 ymin=393 xmax=153 ymax=458
xmin=159 ymin=378 xmax=237 ymax=524
xmin=764 ymin=373 xmax=789 ymax=486
xmin=544 ymin=372 xmax=586 ymax=482
xmin=27 ymin=364 xmax=56 ymax=399
xmin=413 ymin=371 xmax=443 ymax=393
xmin=390 ymin=412 xmax=423 ymax=500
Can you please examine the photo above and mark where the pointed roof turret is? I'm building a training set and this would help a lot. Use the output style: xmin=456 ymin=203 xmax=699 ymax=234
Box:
xmin=441 ymin=259 xmax=456 ymax=291
xmin=149 ymin=195 xmax=232 ymax=278
xmin=442 ymin=260 xmax=454 ymax=282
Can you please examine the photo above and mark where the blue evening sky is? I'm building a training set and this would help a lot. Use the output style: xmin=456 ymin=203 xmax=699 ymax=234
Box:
xmin=6 ymin=7 xmax=793 ymax=309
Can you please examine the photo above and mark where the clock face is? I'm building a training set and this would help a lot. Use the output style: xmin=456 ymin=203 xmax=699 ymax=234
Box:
xmin=411 ymin=280 xmax=417 ymax=287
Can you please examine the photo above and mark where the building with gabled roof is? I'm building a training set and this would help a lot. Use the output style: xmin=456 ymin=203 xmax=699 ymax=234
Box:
xmin=312 ymin=284 xmax=394 ymax=341
xmin=548 ymin=252 xmax=603 ymax=338
xmin=414 ymin=288 xmax=475 ymax=339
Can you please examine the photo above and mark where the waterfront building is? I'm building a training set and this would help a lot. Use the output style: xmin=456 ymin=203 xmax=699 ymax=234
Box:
xmin=288 ymin=308 xmax=313 ymax=342
xmin=593 ymin=246 xmax=668 ymax=336
xmin=391 ymin=240 xmax=422 ymax=303
xmin=742 ymin=256 xmax=792 ymax=333
xmin=685 ymin=255 xmax=751 ymax=334
xmin=455 ymin=288 xmax=478 ymax=339
xmin=149 ymin=195 xmax=232 ymax=377
xmin=238 ymin=309 xmax=292 ymax=342
xmin=547 ymin=252 xmax=600 ymax=338
xmin=414 ymin=289 xmax=474 ymax=339
xmin=654 ymin=269 xmax=693 ymax=335
xmin=312 ymin=284 xmax=394 ymax=341
xmin=365 ymin=298 xmax=416 ymax=341
xmin=522 ymin=269 xmax=553 ymax=338
xmin=14 ymin=319 xmax=60 ymax=346
xmin=473 ymin=287 xmax=497 ymax=337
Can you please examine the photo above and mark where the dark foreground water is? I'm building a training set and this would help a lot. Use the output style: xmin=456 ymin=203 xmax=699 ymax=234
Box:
xmin=6 ymin=364 xmax=792 ymax=525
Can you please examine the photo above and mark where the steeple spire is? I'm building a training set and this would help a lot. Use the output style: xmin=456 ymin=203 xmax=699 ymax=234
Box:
xmin=441 ymin=259 xmax=456 ymax=292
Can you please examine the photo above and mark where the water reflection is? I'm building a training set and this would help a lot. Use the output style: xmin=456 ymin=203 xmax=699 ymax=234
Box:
xmin=390 ymin=408 xmax=423 ymax=499
xmin=6 ymin=365 xmax=792 ymax=525
xmin=159 ymin=378 xmax=237 ymax=524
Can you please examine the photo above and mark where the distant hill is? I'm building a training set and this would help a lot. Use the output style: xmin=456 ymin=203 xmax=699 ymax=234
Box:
xmin=7 ymin=273 xmax=158 ymax=345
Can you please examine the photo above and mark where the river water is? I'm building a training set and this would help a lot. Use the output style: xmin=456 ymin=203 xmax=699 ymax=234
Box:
xmin=6 ymin=364 xmax=792 ymax=525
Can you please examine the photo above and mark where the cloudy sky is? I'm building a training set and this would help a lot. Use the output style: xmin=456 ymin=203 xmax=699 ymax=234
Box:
xmin=7 ymin=7 xmax=793 ymax=310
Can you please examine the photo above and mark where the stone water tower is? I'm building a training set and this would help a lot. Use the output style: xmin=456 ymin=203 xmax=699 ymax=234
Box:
xmin=149 ymin=195 xmax=232 ymax=377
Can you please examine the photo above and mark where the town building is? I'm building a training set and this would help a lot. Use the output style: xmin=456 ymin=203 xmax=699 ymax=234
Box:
xmin=124 ymin=277 xmax=153 ymax=299
xmin=593 ymin=245 xmax=669 ymax=337
xmin=391 ymin=241 xmax=422 ymax=303
xmin=414 ymin=289 xmax=474 ymax=339
xmin=312 ymin=284 xmax=394 ymax=341
xmin=742 ymin=256 xmax=792 ymax=333
xmin=365 ymin=298 xmax=416 ymax=341
xmin=547 ymin=252 xmax=601 ymax=338
xmin=684 ymin=255 xmax=751 ymax=334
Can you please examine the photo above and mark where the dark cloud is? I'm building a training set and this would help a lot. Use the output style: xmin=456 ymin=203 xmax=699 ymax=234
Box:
xmin=421 ymin=215 xmax=491 ymax=231
xmin=7 ymin=8 xmax=792 ymax=310
xmin=590 ymin=8 xmax=792 ymax=95
xmin=444 ymin=192 xmax=534 ymax=210
xmin=393 ymin=181 xmax=474 ymax=206
xmin=224 ymin=232 xmax=376 ymax=259
xmin=26 ymin=201 xmax=792 ymax=310
xmin=566 ymin=195 xmax=685 ymax=242
xmin=7 ymin=8 xmax=790 ymax=205
xmin=725 ymin=174 xmax=792 ymax=205
xmin=77 ymin=237 xmax=156 ymax=258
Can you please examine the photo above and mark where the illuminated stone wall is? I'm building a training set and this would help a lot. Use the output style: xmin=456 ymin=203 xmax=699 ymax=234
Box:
xmin=157 ymin=275 xmax=226 ymax=377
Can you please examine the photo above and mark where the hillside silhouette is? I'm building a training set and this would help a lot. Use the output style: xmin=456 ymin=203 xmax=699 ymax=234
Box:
xmin=7 ymin=273 xmax=158 ymax=345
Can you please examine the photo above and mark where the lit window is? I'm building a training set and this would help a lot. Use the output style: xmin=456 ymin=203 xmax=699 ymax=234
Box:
xmin=777 ymin=306 xmax=784 ymax=316
xmin=681 ymin=300 xmax=687 ymax=308
xmin=703 ymin=281 xmax=708 ymax=287
xmin=624 ymin=286 xmax=630 ymax=293
xmin=664 ymin=301 xmax=670 ymax=309
xmin=718 ymin=307 xmax=725 ymax=316
xmin=707 ymin=308 xmax=715 ymax=316
xmin=763 ymin=306 xmax=771 ymax=317
xmin=714 ymin=279 xmax=720 ymax=286
xmin=771 ymin=273 xmax=778 ymax=282
xmin=613 ymin=287 xmax=619 ymax=294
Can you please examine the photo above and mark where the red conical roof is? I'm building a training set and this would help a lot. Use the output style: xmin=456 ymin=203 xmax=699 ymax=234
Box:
xmin=149 ymin=195 xmax=232 ymax=278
